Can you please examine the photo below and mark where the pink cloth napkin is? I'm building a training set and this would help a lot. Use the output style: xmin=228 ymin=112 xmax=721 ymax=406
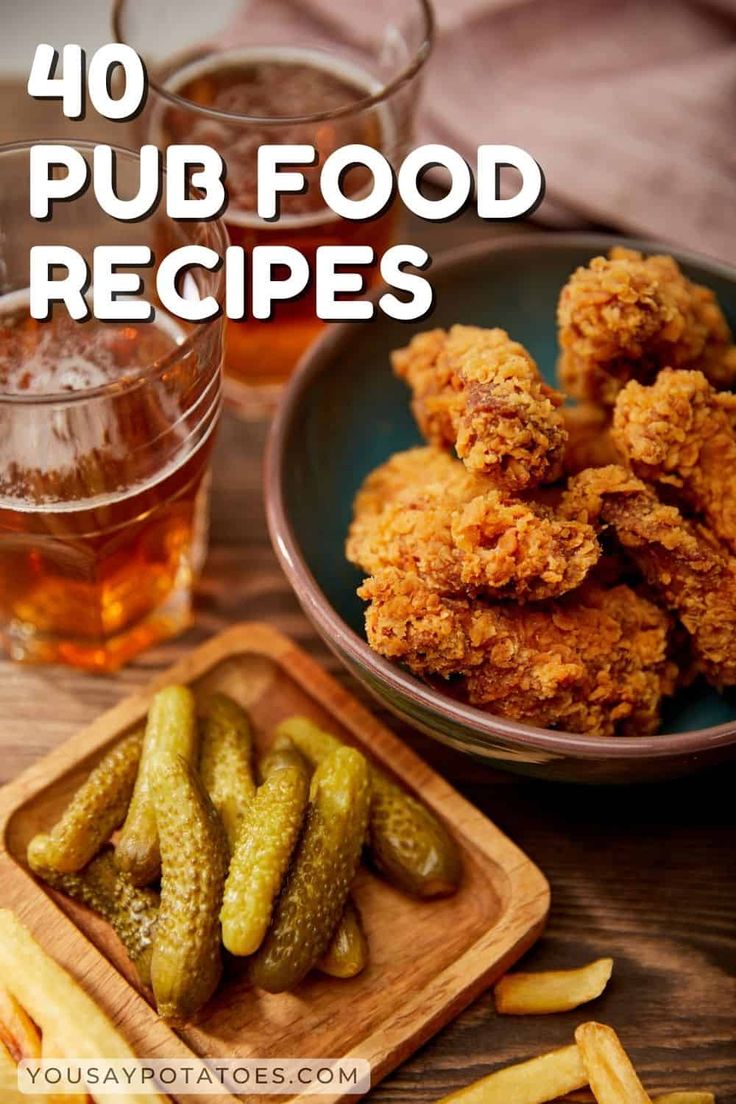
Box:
xmin=300 ymin=0 xmax=736 ymax=262
xmin=425 ymin=0 xmax=736 ymax=262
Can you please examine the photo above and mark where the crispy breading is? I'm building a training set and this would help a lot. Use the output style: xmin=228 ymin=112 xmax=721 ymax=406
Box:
xmin=358 ymin=568 xmax=673 ymax=737
xmin=562 ymin=465 xmax=736 ymax=687
xmin=561 ymin=402 xmax=620 ymax=475
xmin=613 ymin=368 xmax=736 ymax=552
xmin=390 ymin=329 xmax=455 ymax=447
xmin=557 ymin=248 xmax=736 ymax=406
xmin=392 ymin=325 xmax=567 ymax=490
xmin=347 ymin=447 xmax=599 ymax=602
xmin=348 ymin=446 xmax=487 ymax=515
xmin=351 ymin=259 xmax=736 ymax=734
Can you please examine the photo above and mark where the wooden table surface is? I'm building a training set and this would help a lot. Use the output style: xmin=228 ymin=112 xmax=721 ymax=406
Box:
xmin=1 ymin=85 xmax=735 ymax=1103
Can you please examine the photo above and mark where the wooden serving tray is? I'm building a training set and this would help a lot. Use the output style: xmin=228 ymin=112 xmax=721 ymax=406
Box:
xmin=0 ymin=623 xmax=549 ymax=1103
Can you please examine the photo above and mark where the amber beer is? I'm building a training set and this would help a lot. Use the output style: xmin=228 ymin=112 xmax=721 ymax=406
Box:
xmin=0 ymin=300 xmax=221 ymax=672
xmin=156 ymin=50 xmax=399 ymax=395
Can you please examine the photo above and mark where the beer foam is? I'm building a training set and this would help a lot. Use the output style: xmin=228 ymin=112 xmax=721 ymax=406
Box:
xmin=0 ymin=289 xmax=185 ymax=396
xmin=157 ymin=46 xmax=394 ymax=230
xmin=0 ymin=410 xmax=218 ymax=515
xmin=0 ymin=292 xmax=211 ymax=511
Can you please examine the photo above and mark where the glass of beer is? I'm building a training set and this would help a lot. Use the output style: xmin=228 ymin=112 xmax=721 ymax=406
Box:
xmin=114 ymin=0 xmax=434 ymax=417
xmin=0 ymin=141 xmax=226 ymax=672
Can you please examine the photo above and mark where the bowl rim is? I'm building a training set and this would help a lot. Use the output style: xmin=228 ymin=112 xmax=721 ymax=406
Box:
xmin=265 ymin=230 xmax=736 ymax=761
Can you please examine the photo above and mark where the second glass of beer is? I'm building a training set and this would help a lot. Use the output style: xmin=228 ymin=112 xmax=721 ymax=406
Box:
xmin=114 ymin=0 xmax=434 ymax=416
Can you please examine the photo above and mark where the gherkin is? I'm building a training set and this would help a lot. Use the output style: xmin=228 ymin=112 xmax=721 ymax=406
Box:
xmin=27 ymin=730 xmax=142 ymax=875
xmin=221 ymin=735 xmax=309 ymax=957
xmin=258 ymin=732 xmax=310 ymax=782
xmin=277 ymin=716 xmax=461 ymax=898
xmin=30 ymin=847 xmax=159 ymax=987
xmin=250 ymin=746 xmax=371 ymax=994
xmin=317 ymin=895 xmax=368 ymax=979
xmin=367 ymin=770 xmax=462 ymax=898
xmin=117 ymin=686 xmax=198 ymax=887
xmin=199 ymin=693 xmax=256 ymax=850
xmin=275 ymin=719 xmax=340 ymax=769
xmin=150 ymin=754 xmax=227 ymax=1022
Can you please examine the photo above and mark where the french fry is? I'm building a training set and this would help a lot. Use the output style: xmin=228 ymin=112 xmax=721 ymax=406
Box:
xmin=0 ymin=1037 xmax=21 ymax=1102
xmin=0 ymin=982 xmax=41 ymax=1060
xmin=495 ymin=958 xmax=614 ymax=1015
xmin=435 ymin=1044 xmax=588 ymax=1104
xmin=575 ymin=1022 xmax=652 ymax=1104
xmin=0 ymin=1034 xmax=48 ymax=1104
xmin=0 ymin=1000 xmax=89 ymax=1104
xmin=652 ymin=1095 xmax=715 ymax=1104
xmin=562 ymin=1089 xmax=715 ymax=1104
xmin=40 ymin=1031 xmax=93 ymax=1104
xmin=0 ymin=910 xmax=165 ymax=1104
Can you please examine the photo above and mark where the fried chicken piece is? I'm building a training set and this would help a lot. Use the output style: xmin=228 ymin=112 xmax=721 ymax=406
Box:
xmin=613 ymin=368 xmax=736 ymax=552
xmin=557 ymin=248 xmax=736 ymax=406
xmin=347 ymin=445 xmax=488 ymax=514
xmin=358 ymin=568 xmax=673 ymax=737
xmin=392 ymin=325 xmax=567 ymax=490
xmin=562 ymin=465 xmax=736 ymax=687
xmin=347 ymin=447 xmax=599 ymax=602
xmin=561 ymin=402 xmax=620 ymax=475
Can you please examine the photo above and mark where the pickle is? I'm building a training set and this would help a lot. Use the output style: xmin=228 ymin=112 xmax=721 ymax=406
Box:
xmin=367 ymin=771 xmax=462 ymax=897
xmin=30 ymin=847 xmax=159 ymax=988
xmin=277 ymin=716 xmax=462 ymax=898
xmin=27 ymin=730 xmax=143 ymax=875
xmin=258 ymin=732 xmax=311 ymax=781
xmin=221 ymin=739 xmax=310 ymax=957
xmin=276 ymin=718 xmax=339 ymax=765
xmin=250 ymin=746 xmax=371 ymax=993
xmin=116 ymin=686 xmax=198 ymax=886
xmin=317 ymin=896 xmax=368 ymax=979
xmin=199 ymin=693 xmax=256 ymax=850
xmin=150 ymin=754 xmax=227 ymax=1022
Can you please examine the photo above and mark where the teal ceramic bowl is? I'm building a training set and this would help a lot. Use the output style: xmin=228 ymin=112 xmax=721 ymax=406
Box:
xmin=265 ymin=233 xmax=736 ymax=782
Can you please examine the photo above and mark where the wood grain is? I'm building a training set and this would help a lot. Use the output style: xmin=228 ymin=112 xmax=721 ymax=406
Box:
xmin=0 ymin=79 xmax=734 ymax=1104
xmin=1 ymin=425 xmax=734 ymax=1104
xmin=0 ymin=624 xmax=549 ymax=1104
